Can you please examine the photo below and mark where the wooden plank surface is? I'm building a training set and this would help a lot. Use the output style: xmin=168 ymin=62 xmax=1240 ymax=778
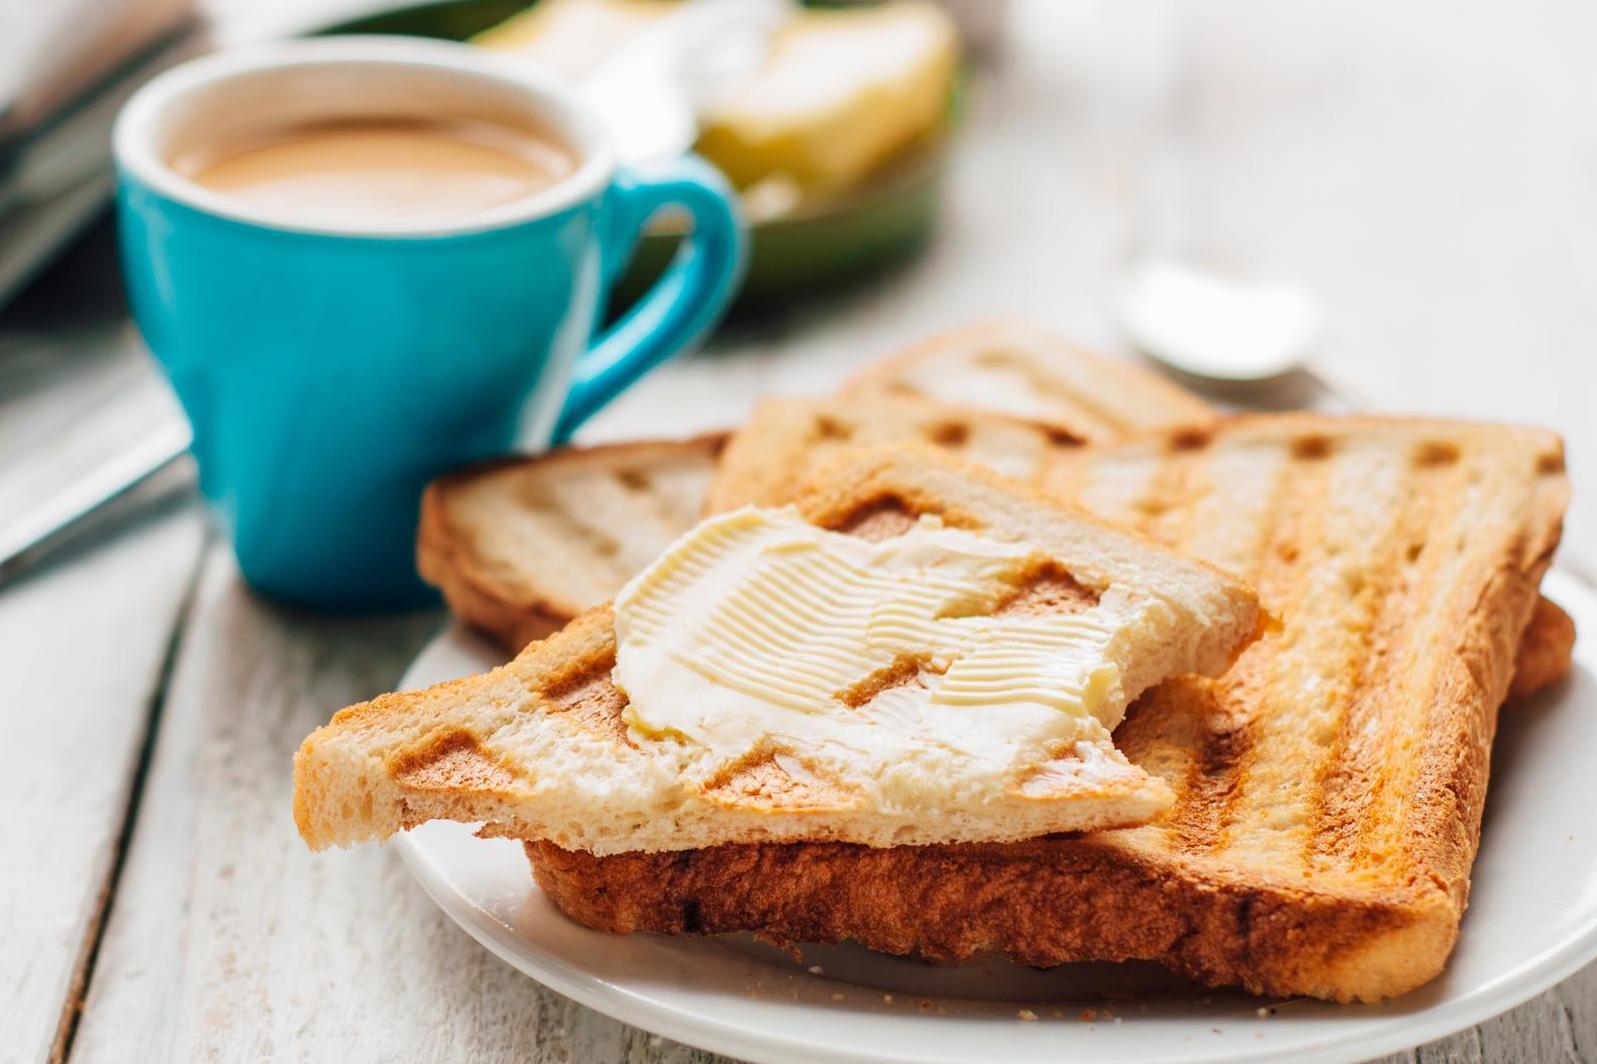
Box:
xmin=0 ymin=225 xmax=209 ymax=1064
xmin=0 ymin=503 xmax=204 ymax=1064
xmin=25 ymin=0 xmax=1597 ymax=1061
xmin=66 ymin=546 xmax=442 ymax=1062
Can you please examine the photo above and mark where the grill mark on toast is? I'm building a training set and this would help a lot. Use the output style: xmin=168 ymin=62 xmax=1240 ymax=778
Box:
xmin=1170 ymin=442 xmax=1332 ymax=859
xmin=835 ymin=498 xmax=917 ymax=541
xmin=613 ymin=467 xmax=652 ymax=492
xmin=833 ymin=564 xmax=1096 ymax=716
xmin=608 ymin=463 xmax=699 ymax=536
xmin=926 ymin=419 xmax=971 ymax=448
xmin=969 ymin=350 xmax=1127 ymax=437
xmin=1156 ymin=680 xmax=1249 ymax=846
xmin=835 ymin=653 xmax=936 ymax=708
xmin=1169 ymin=426 xmax=1214 ymax=452
xmin=701 ymin=746 xmax=857 ymax=811
xmin=1129 ymin=442 xmax=1209 ymax=548
xmin=540 ymin=662 xmax=635 ymax=746
xmin=1307 ymin=447 xmax=1461 ymax=868
xmin=393 ymin=730 xmax=521 ymax=792
xmin=1334 ymin=442 xmax=1558 ymax=900
xmin=1163 ymin=674 xmax=1258 ymax=856
xmin=511 ymin=481 xmax=631 ymax=580
xmin=812 ymin=413 xmax=856 ymax=442
xmin=992 ymin=563 xmax=1100 ymax=616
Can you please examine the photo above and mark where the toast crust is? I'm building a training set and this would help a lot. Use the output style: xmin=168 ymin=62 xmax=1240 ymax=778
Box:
xmin=527 ymin=830 xmax=1453 ymax=1003
xmin=524 ymin=414 xmax=1570 ymax=1002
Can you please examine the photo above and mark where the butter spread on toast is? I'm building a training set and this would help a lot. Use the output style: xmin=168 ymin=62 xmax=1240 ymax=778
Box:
xmin=613 ymin=506 xmax=1151 ymax=807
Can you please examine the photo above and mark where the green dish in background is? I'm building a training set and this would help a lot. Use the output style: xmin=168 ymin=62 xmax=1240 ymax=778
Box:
xmin=320 ymin=0 xmax=951 ymax=309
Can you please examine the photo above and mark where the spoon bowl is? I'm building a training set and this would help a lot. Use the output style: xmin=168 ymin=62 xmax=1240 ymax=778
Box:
xmin=1117 ymin=258 xmax=1328 ymax=399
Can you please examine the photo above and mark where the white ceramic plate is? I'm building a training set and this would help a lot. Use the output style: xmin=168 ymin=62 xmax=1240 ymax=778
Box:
xmin=393 ymin=569 xmax=1597 ymax=1064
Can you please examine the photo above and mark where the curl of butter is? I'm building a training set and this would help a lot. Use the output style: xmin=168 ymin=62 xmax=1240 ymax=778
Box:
xmin=612 ymin=507 xmax=1136 ymax=796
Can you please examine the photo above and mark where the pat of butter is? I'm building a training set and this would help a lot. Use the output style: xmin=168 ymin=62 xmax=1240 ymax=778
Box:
xmin=697 ymin=1 xmax=959 ymax=192
xmin=612 ymin=507 xmax=1137 ymax=805
xmin=472 ymin=0 xmax=673 ymax=80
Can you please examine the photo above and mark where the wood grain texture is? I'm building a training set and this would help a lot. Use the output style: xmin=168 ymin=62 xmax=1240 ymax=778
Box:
xmin=1385 ymin=962 xmax=1597 ymax=1064
xmin=0 ymin=503 xmax=203 ymax=1064
xmin=23 ymin=0 xmax=1597 ymax=1060
xmin=0 ymin=183 xmax=209 ymax=1064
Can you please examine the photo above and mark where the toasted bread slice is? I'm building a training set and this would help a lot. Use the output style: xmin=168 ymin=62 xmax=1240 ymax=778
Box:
xmin=418 ymin=435 xmax=726 ymax=650
xmin=842 ymin=320 xmax=1218 ymax=441
xmin=524 ymin=414 xmax=1570 ymax=1002
xmin=298 ymin=448 xmax=1261 ymax=855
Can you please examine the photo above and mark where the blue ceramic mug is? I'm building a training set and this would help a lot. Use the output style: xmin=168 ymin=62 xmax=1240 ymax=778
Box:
xmin=113 ymin=38 xmax=745 ymax=610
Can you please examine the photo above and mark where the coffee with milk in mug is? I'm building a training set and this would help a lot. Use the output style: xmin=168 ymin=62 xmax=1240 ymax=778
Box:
xmin=172 ymin=115 xmax=577 ymax=227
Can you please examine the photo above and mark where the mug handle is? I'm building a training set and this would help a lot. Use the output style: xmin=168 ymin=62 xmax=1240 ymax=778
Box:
xmin=552 ymin=155 xmax=746 ymax=443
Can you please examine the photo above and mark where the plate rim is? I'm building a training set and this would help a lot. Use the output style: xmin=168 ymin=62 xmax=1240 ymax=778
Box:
xmin=392 ymin=567 xmax=1597 ymax=1064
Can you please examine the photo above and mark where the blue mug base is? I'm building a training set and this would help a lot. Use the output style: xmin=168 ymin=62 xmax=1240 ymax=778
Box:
xmin=238 ymin=558 xmax=442 ymax=613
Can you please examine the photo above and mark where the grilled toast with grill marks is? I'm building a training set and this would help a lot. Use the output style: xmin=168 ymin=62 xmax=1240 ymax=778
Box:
xmin=297 ymin=448 xmax=1263 ymax=854
xmin=524 ymin=414 xmax=1569 ymax=1002
xmin=417 ymin=397 xmax=1572 ymax=694
xmin=418 ymin=435 xmax=726 ymax=650
xmin=842 ymin=319 xmax=1218 ymax=441
xmin=413 ymin=315 xmax=1570 ymax=694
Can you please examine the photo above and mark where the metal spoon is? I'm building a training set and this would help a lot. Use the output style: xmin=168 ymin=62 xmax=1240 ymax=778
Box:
xmin=1117 ymin=257 xmax=1371 ymax=409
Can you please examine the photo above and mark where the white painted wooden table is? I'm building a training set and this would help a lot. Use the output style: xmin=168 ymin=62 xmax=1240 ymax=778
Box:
xmin=5 ymin=3 xmax=1595 ymax=1062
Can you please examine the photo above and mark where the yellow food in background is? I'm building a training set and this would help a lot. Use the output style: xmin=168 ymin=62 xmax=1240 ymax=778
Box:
xmin=697 ymin=1 xmax=958 ymax=195
xmin=474 ymin=0 xmax=959 ymax=205
xmin=472 ymin=0 xmax=673 ymax=79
